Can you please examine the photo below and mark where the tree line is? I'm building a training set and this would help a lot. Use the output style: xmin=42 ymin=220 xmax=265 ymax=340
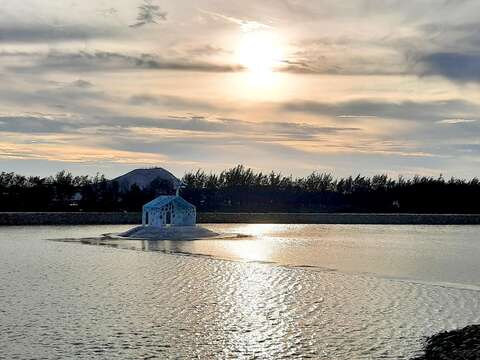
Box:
xmin=0 ymin=171 xmax=153 ymax=212
xmin=1 ymin=166 xmax=480 ymax=213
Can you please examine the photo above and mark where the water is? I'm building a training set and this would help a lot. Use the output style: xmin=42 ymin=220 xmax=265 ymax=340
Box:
xmin=1 ymin=224 xmax=479 ymax=359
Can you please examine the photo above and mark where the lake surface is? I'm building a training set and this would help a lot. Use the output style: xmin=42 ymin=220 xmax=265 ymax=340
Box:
xmin=1 ymin=224 xmax=479 ymax=359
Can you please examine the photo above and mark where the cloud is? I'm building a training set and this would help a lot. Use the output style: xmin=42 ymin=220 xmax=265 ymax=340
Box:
xmin=437 ymin=118 xmax=477 ymax=124
xmin=130 ymin=116 xmax=360 ymax=138
xmin=417 ymin=52 xmax=480 ymax=82
xmin=393 ymin=21 xmax=480 ymax=82
xmin=0 ymin=86 xmax=218 ymax=119
xmin=0 ymin=23 xmax=116 ymax=43
xmin=453 ymin=144 xmax=480 ymax=154
xmin=337 ymin=115 xmax=377 ymax=119
xmin=98 ymin=7 xmax=119 ymax=18
xmin=71 ymin=79 xmax=94 ymax=88
xmin=258 ymin=121 xmax=359 ymax=138
xmin=128 ymin=94 xmax=216 ymax=111
xmin=282 ymin=36 xmax=410 ymax=76
xmin=279 ymin=61 xmax=408 ymax=76
xmin=130 ymin=0 xmax=167 ymax=28
xmin=0 ymin=140 xmax=168 ymax=165
xmin=0 ymin=115 xmax=79 ymax=134
xmin=279 ymin=14 xmax=480 ymax=79
xmin=199 ymin=9 xmax=272 ymax=32
xmin=283 ymin=99 xmax=479 ymax=122
xmin=416 ymin=22 xmax=480 ymax=51
xmin=0 ymin=112 xmax=364 ymax=170
xmin=5 ymin=50 xmax=243 ymax=74
xmin=0 ymin=112 xmax=359 ymax=139
xmin=0 ymin=82 xmax=110 ymax=116
xmin=185 ymin=45 xmax=227 ymax=57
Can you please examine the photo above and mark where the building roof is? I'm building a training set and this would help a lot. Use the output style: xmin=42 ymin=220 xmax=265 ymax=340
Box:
xmin=143 ymin=195 xmax=195 ymax=210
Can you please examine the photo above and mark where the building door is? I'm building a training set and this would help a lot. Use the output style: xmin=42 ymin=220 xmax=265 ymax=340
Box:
xmin=145 ymin=211 xmax=149 ymax=225
xmin=166 ymin=211 xmax=171 ymax=225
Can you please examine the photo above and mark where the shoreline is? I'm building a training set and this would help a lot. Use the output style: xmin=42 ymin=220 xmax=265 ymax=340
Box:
xmin=1 ymin=212 xmax=480 ymax=225
xmin=412 ymin=324 xmax=479 ymax=359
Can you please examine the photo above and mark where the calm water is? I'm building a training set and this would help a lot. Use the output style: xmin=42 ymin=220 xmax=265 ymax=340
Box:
xmin=1 ymin=224 xmax=479 ymax=359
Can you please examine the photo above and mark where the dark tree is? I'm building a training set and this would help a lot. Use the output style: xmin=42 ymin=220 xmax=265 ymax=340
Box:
xmin=1 ymin=166 xmax=479 ymax=213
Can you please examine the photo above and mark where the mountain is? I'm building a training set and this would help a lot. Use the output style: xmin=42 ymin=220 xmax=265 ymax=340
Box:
xmin=112 ymin=168 xmax=182 ymax=192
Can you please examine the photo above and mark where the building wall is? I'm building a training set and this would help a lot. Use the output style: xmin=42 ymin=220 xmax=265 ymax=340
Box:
xmin=143 ymin=200 xmax=196 ymax=227
xmin=172 ymin=203 xmax=196 ymax=226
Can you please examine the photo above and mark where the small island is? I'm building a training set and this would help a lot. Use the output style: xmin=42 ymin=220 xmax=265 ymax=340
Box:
xmin=111 ymin=185 xmax=233 ymax=240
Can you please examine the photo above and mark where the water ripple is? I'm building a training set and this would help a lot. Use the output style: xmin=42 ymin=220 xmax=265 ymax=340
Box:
xmin=1 ymin=225 xmax=479 ymax=359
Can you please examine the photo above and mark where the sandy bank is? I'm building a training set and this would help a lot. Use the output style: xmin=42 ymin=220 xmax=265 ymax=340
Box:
xmin=114 ymin=225 xmax=221 ymax=240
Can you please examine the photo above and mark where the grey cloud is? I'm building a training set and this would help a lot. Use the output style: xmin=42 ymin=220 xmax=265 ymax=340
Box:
xmin=71 ymin=79 xmax=94 ymax=88
xmin=418 ymin=22 xmax=480 ymax=50
xmin=282 ymin=37 xmax=409 ymax=76
xmin=130 ymin=0 xmax=167 ymax=28
xmin=0 ymin=113 xmax=359 ymax=139
xmin=185 ymin=45 xmax=227 ymax=57
xmin=129 ymin=94 xmax=216 ymax=111
xmin=0 ymin=24 xmax=116 ymax=43
xmin=127 ymin=53 xmax=242 ymax=72
xmin=259 ymin=121 xmax=359 ymax=138
xmin=107 ymin=115 xmax=358 ymax=137
xmin=282 ymin=14 xmax=480 ymax=79
xmin=98 ymin=8 xmax=119 ymax=17
xmin=417 ymin=52 xmax=480 ymax=82
xmin=283 ymin=99 xmax=479 ymax=122
xmin=0 ymin=84 xmax=110 ymax=117
xmin=199 ymin=10 xmax=272 ymax=32
xmin=0 ymin=113 xmax=209 ymax=135
xmin=109 ymin=115 xmax=237 ymax=133
xmin=398 ymin=21 xmax=480 ymax=82
xmin=277 ymin=59 xmax=408 ymax=76
xmin=0 ymin=85 xmax=218 ymax=119
xmin=7 ymin=50 xmax=243 ymax=73
xmin=0 ymin=115 xmax=79 ymax=133
xmin=454 ymin=144 xmax=480 ymax=154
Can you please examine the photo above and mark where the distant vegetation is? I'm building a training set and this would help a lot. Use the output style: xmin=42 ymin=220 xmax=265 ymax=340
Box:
xmin=0 ymin=171 xmax=171 ymax=212
xmin=182 ymin=166 xmax=480 ymax=213
xmin=1 ymin=166 xmax=480 ymax=213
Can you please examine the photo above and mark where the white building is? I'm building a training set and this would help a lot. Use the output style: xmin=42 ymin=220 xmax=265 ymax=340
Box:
xmin=142 ymin=195 xmax=196 ymax=227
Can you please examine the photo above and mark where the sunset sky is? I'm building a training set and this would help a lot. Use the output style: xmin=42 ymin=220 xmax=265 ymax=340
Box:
xmin=1 ymin=0 xmax=479 ymax=178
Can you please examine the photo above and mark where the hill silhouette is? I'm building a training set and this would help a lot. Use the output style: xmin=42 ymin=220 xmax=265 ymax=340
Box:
xmin=112 ymin=167 xmax=181 ymax=192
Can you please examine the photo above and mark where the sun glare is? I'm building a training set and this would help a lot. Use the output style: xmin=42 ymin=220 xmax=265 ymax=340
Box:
xmin=229 ymin=31 xmax=289 ymax=98
xmin=236 ymin=31 xmax=283 ymax=77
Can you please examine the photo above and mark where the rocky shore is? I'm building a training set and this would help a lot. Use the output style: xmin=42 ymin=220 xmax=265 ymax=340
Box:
xmin=412 ymin=324 xmax=480 ymax=360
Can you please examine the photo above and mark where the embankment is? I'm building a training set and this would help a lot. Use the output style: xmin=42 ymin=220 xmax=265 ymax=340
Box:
xmin=0 ymin=212 xmax=140 ymax=225
xmin=1 ymin=212 xmax=480 ymax=225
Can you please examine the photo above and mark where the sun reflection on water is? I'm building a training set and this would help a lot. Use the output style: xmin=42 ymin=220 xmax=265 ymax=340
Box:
xmin=218 ymin=256 xmax=292 ymax=357
xmin=218 ymin=224 xmax=277 ymax=262
xmin=241 ymin=224 xmax=278 ymax=237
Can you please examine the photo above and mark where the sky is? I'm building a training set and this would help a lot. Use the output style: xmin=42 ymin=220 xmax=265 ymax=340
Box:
xmin=0 ymin=0 xmax=479 ymax=179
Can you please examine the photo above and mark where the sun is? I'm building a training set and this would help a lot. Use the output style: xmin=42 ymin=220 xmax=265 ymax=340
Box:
xmin=236 ymin=31 xmax=283 ymax=75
